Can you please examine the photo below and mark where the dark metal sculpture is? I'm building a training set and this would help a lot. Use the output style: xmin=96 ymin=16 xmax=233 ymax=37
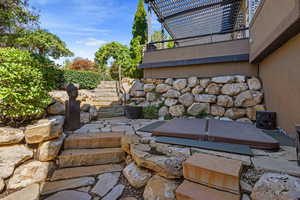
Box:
xmin=256 ymin=111 xmax=277 ymax=130
xmin=64 ymin=83 xmax=81 ymax=131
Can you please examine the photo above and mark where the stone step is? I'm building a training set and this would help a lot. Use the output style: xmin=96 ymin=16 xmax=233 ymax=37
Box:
xmin=94 ymin=96 xmax=120 ymax=101
xmin=50 ymin=164 xmax=124 ymax=181
xmin=97 ymin=111 xmax=124 ymax=119
xmin=58 ymin=148 xmax=125 ymax=168
xmin=98 ymin=106 xmax=124 ymax=112
xmin=64 ymin=132 xmax=123 ymax=149
xmin=176 ymin=180 xmax=240 ymax=200
xmin=183 ymin=153 xmax=242 ymax=194
xmin=93 ymin=92 xmax=119 ymax=97
xmin=94 ymin=88 xmax=118 ymax=93
xmin=86 ymin=101 xmax=122 ymax=107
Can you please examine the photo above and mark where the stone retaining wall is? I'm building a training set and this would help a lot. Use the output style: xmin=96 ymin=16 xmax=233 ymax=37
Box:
xmin=128 ymin=75 xmax=265 ymax=122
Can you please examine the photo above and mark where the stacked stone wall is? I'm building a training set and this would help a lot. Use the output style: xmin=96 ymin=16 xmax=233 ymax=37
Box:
xmin=129 ymin=75 xmax=265 ymax=122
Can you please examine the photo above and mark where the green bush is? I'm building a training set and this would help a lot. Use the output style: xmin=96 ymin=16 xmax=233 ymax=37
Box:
xmin=0 ymin=48 xmax=51 ymax=126
xmin=143 ymin=105 xmax=159 ymax=119
xmin=62 ymin=69 xmax=102 ymax=89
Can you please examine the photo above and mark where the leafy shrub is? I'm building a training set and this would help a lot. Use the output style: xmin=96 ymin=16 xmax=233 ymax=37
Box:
xmin=62 ymin=69 xmax=102 ymax=89
xmin=143 ymin=106 xmax=159 ymax=119
xmin=0 ymin=48 xmax=51 ymax=126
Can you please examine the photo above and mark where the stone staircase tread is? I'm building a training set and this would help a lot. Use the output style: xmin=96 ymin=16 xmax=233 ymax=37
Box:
xmin=58 ymin=148 xmax=124 ymax=168
xmin=64 ymin=132 xmax=123 ymax=149
xmin=176 ymin=180 xmax=240 ymax=200
xmin=50 ymin=164 xmax=124 ymax=181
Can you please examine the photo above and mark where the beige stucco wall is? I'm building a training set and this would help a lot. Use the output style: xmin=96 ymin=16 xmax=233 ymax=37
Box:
xmin=259 ymin=33 xmax=300 ymax=137
xmin=144 ymin=62 xmax=258 ymax=79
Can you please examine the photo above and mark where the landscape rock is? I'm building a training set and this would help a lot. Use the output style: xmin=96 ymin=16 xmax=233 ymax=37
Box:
xmin=205 ymin=83 xmax=220 ymax=95
xmin=25 ymin=115 xmax=64 ymax=144
xmin=212 ymin=76 xmax=235 ymax=84
xmin=81 ymin=112 xmax=91 ymax=124
xmin=242 ymin=194 xmax=251 ymax=200
xmin=169 ymin=105 xmax=185 ymax=117
xmin=246 ymin=107 xmax=256 ymax=120
xmin=133 ymin=90 xmax=145 ymax=97
xmin=123 ymin=162 xmax=152 ymax=188
xmin=235 ymin=75 xmax=246 ymax=83
xmin=156 ymin=84 xmax=172 ymax=93
xmin=44 ymin=190 xmax=91 ymax=200
xmin=162 ymin=89 xmax=181 ymax=98
xmin=210 ymin=105 xmax=225 ymax=117
xmin=41 ymin=177 xmax=95 ymax=195
xmin=247 ymin=77 xmax=262 ymax=90
xmin=0 ymin=144 xmax=33 ymax=179
xmin=37 ymin=133 xmax=65 ymax=161
xmin=89 ymin=105 xmax=98 ymax=120
xmin=102 ymin=184 xmax=125 ymax=200
xmin=221 ymin=83 xmax=248 ymax=96
xmin=181 ymin=87 xmax=191 ymax=94
xmin=224 ymin=108 xmax=246 ymax=120
xmin=2 ymin=183 xmax=40 ymax=200
xmin=199 ymin=78 xmax=210 ymax=88
xmin=143 ymin=175 xmax=179 ymax=200
xmin=131 ymin=144 xmax=184 ymax=178
xmin=178 ymin=93 xmax=194 ymax=107
xmin=240 ymin=180 xmax=253 ymax=193
xmin=80 ymin=104 xmax=90 ymax=112
xmin=74 ymin=123 xmax=104 ymax=134
xmin=47 ymin=101 xmax=65 ymax=115
xmin=0 ymin=127 xmax=24 ymax=146
xmin=251 ymin=173 xmax=300 ymax=200
xmin=130 ymin=80 xmax=144 ymax=96
xmin=237 ymin=118 xmax=253 ymax=123
xmin=187 ymin=103 xmax=210 ymax=116
xmin=91 ymin=172 xmax=120 ymax=197
xmin=159 ymin=106 xmax=169 ymax=117
xmin=0 ymin=178 xmax=4 ymax=193
xmin=187 ymin=77 xmax=198 ymax=87
xmin=173 ymin=79 xmax=187 ymax=91
xmin=195 ymin=94 xmax=216 ymax=103
xmin=8 ymin=161 xmax=53 ymax=189
xmin=217 ymin=95 xmax=234 ymax=107
xmin=144 ymin=84 xmax=156 ymax=92
xmin=146 ymin=92 xmax=157 ymax=102
xmin=235 ymin=90 xmax=263 ymax=107
xmin=164 ymin=98 xmax=178 ymax=107
xmin=191 ymin=85 xmax=204 ymax=95
xmin=165 ymin=78 xmax=173 ymax=85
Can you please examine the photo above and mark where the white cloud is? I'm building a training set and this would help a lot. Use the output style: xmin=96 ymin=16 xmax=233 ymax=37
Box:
xmin=76 ymin=38 xmax=107 ymax=46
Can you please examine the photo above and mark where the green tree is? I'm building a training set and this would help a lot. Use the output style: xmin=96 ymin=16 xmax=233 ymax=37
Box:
xmin=129 ymin=36 xmax=143 ymax=78
xmin=94 ymin=42 xmax=132 ymax=78
xmin=131 ymin=0 xmax=148 ymax=45
xmin=15 ymin=29 xmax=74 ymax=59
xmin=151 ymin=30 xmax=175 ymax=49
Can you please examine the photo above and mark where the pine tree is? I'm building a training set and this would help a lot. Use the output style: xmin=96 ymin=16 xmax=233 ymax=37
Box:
xmin=131 ymin=0 xmax=148 ymax=45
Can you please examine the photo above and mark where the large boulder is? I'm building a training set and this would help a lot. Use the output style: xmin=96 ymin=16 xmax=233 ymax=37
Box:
xmin=217 ymin=95 xmax=234 ymax=108
xmin=165 ymin=78 xmax=173 ymax=85
xmin=146 ymin=92 xmax=157 ymax=102
xmin=235 ymin=91 xmax=263 ymax=107
xmin=164 ymin=98 xmax=178 ymax=107
xmin=156 ymin=84 xmax=172 ymax=93
xmin=143 ymin=175 xmax=179 ymax=200
xmin=251 ymin=173 xmax=300 ymax=200
xmin=163 ymin=89 xmax=181 ymax=98
xmin=199 ymin=78 xmax=210 ymax=88
xmin=8 ymin=161 xmax=53 ymax=189
xmin=194 ymin=94 xmax=216 ymax=103
xmin=210 ymin=105 xmax=225 ymax=117
xmin=187 ymin=77 xmax=198 ymax=88
xmin=187 ymin=103 xmax=210 ymax=116
xmin=0 ymin=178 xmax=4 ymax=193
xmin=144 ymin=84 xmax=156 ymax=92
xmin=224 ymin=108 xmax=246 ymax=120
xmin=212 ymin=76 xmax=235 ymax=84
xmin=191 ymin=85 xmax=204 ymax=95
xmin=80 ymin=112 xmax=91 ymax=124
xmin=221 ymin=83 xmax=248 ymax=96
xmin=25 ymin=115 xmax=64 ymax=144
xmin=47 ymin=102 xmax=65 ymax=115
xmin=247 ymin=77 xmax=262 ymax=90
xmin=178 ymin=93 xmax=194 ymax=107
xmin=159 ymin=106 xmax=169 ymax=117
xmin=123 ymin=162 xmax=152 ymax=188
xmin=0 ymin=127 xmax=24 ymax=146
xmin=169 ymin=105 xmax=185 ymax=117
xmin=130 ymin=80 xmax=144 ymax=96
xmin=173 ymin=79 xmax=187 ymax=91
xmin=2 ymin=183 xmax=40 ymax=200
xmin=205 ymin=83 xmax=220 ymax=95
xmin=131 ymin=144 xmax=184 ymax=178
xmin=0 ymin=144 xmax=33 ymax=179
xmin=37 ymin=134 xmax=65 ymax=162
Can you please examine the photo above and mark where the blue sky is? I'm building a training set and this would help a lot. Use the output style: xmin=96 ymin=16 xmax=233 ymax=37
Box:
xmin=30 ymin=0 xmax=160 ymax=63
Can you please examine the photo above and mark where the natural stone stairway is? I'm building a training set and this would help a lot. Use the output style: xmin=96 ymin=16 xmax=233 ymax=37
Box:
xmin=40 ymin=131 xmax=126 ymax=199
xmin=92 ymin=81 xmax=125 ymax=118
